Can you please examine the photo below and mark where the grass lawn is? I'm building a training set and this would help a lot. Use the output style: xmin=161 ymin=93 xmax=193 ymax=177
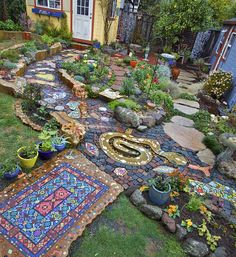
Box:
xmin=0 ymin=93 xmax=186 ymax=257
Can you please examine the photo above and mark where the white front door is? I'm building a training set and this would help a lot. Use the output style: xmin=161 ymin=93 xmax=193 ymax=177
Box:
xmin=73 ymin=0 xmax=93 ymax=41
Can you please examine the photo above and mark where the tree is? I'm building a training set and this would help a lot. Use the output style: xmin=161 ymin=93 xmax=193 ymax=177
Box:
xmin=154 ymin=0 xmax=214 ymax=47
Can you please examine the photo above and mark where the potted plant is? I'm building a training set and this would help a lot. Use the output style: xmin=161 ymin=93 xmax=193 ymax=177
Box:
xmin=17 ymin=145 xmax=38 ymax=168
xmin=0 ymin=163 xmax=21 ymax=180
xmin=38 ymin=130 xmax=57 ymax=160
xmin=147 ymin=175 xmax=171 ymax=205
xmin=93 ymin=40 xmax=101 ymax=49
xmin=130 ymin=56 xmax=138 ymax=68
xmin=52 ymin=134 xmax=70 ymax=152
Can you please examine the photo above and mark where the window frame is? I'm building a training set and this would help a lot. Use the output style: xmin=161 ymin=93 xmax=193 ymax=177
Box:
xmin=223 ymin=32 xmax=236 ymax=60
xmin=216 ymin=30 xmax=226 ymax=54
xmin=36 ymin=0 xmax=62 ymax=11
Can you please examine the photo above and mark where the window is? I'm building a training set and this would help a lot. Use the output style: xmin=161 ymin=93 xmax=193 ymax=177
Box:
xmin=37 ymin=0 xmax=61 ymax=10
xmin=77 ymin=0 xmax=89 ymax=16
xmin=223 ymin=33 xmax=236 ymax=60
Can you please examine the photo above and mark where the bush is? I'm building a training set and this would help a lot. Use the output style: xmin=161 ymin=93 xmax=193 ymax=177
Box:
xmin=164 ymin=82 xmax=181 ymax=99
xmin=186 ymin=195 xmax=203 ymax=212
xmin=41 ymin=34 xmax=55 ymax=46
xmin=0 ymin=60 xmax=17 ymax=70
xmin=149 ymin=90 xmax=174 ymax=112
xmin=193 ymin=110 xmax=211 ymax=134
xmin=120 ymin=78 xmax=136 ymax=96
xmin=0 ymin=49 xmax=20 ymax=63
xmin=0 ymin=19 xmax=22 ymax=31
xmin=179 ymin=93 xmax=197 ymax=101
xmin=108 ymin=99 xmax=141 ymax=111
xmin=203 ymin=70 xmax=232 ymax=99
xmin=20 ymin=41 xmax=37 ymax=55
xmin=203 ymin=135 xmax=223 ymax=155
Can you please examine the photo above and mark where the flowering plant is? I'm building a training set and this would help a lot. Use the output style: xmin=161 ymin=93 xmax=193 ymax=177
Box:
xmin=203 ymin=70 xmax=232 ymax=99
xmin=199 ymin=205 xmax=212 ymax=222
xmin=165 ymin=205 xmax=180 ymax=218
xmin=181 ymin=219 xmax=197 ymax=232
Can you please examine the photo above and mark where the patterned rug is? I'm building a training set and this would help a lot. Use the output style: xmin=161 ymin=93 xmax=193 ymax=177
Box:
xmin=0 ymin=150 xmax=123 ymax=257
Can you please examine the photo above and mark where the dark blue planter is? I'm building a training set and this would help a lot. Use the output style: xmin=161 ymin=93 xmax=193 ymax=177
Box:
xmin=38 ymin=149 xmax=54 ymax=160
xmin=4 ymin=166 xmax=21 ymax=180
xmin=53 ymin=143 xmax=66 ymax=152
xmin=148 ymin=184 xmax=171 ymax=206
xmin=93 ymin=42 xmax=101 ymax=49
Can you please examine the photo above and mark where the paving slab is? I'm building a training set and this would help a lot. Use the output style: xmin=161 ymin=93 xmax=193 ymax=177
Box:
xmin=197 ymin=148 xmax=215 ymax=166
xmin=174 ymin=103 xmax=199 ymax=115
xmin=174 ymin=99 xmax=200 ymax=109
xmin=171 ymin=116 xmax=194 ymax=127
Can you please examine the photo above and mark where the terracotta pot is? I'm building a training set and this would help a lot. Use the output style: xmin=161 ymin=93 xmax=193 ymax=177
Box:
xmin=130 ymin=60 xmax=138 ymax=68
xmin=171 ymin=66 xmax=180 ymax=80
xmin=23 ymin=32 xmax=31 ymax=40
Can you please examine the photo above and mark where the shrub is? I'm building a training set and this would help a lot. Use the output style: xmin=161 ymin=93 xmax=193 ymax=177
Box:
xmin=0 ymin=60 xmax=17 ymax=70
xmin=0 ymin=19 xmax=22 ymax=31
xmin=164 ymin=82 xmax=181 ymax=99
xmin=179 ymin=93 xmax=197 ymax=101
xmin=20 ymin=41 xmax=37 ymax=55
xmin=120 ymin=78 xmax=136 ymax=96
xmin=203 ymin=70 xmax=232 ymax=99
xmin=149 ymin=90 xmax=174 ymax=112
xmin=41 ymin=34 xmax=55 ymax=46
xmin=203 ymin=135 xmax=223 ymax=155
xmin=193 ymin=110 xmax=211 ymax=134
xmin=0 ymin=49 xmax=20 ymax=63
xmin=186 ymin=195 xmax=203 ymax=212
xmin=155 ymin=77 xmax=172 ymax=91
xmin=156 ymin=65 xmax=171 ymax=78
xmin=108 ymin=99 xmax=141 ymax=111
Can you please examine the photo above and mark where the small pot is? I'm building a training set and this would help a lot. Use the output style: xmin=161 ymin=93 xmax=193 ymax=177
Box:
xmin=17 ymin=147 xmax=38 ymax=169
xmin=171 ymin=66 xmax=180 ymax=80
xmin=53 ymin=143 xmax=66 ymax=152
xmin=23 ymin=32 xmax=31 ymax=40
xmin=93 ymin=42 xmax=101 ymax=49
xmin=130 ymin=60 xmax=138 ymax=68
xmin=148 ymin=184 xmax=171 ymax=205
xmin=4 ymin=166 xmax=21 ymax=180
xmin=38 ymin=144 xmax=55 ymax=160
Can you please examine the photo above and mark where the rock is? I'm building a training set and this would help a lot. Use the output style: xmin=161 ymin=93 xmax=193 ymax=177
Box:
xmin=174 ymin=99 xmax=200 ymax=109
xmin=176 ymin=224 xmax=187 ymax=240
xmin=217 ymin=160 xmax=236 ymax=179
xmin=137 ymin=125 xmax=148 ymax=132
xmin=147 ymin=110 xmax=166 ymax=125
xmin=171 ymin=116 xmax=194 ymax=127
xmin=134 ymin=86 xmax=142 ymax=96
xmin=125 ymin=185 xmax=139 ymax=197
xmin=130 ymin=189 xmax=147 ymax=206
xmin=197 ymin=149 xmax=215 ymax=166
xmin=153 ymin=166 xmax=175 ymax=174
xmin=139 ymin=204 xmax=163 ymax=220
xmin=163 ymin=123 xmax=206 ymax=151
xmin=183 ymin=238 xmax=209 ymax=257
xmin=141 ymin=115 xmax=156 ymax=128
xmin=99 ymin=88 xmax=123 ymax=101
xmin=161 ymin=213 xmax=176 ymax=233
xmin=208 ymin=247 xmax=228 ymax=257
xmin=114 ymin=106 xmax=140 ymax=128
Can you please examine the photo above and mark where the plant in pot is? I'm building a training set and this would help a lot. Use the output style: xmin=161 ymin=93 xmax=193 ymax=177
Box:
xmin=130 ymin=56 xmax=138 ymax=68
xmin=38 ymin=130 xmax=57 ymax=160
xmin=147 ymin=174 xmax=171 ymax=205
xmin=52 ymin=134 xmax=70 ymax=152
xmin=17 ymin=144 xmax=38 ymax=169
xmin=0 ymin=162 xmax=21 ymax=180
xmin=93 ymin=40 xmax=101 ymax=49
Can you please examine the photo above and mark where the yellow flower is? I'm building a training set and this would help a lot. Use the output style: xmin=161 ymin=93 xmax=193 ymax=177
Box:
xmin=139 ymin=185 xmax=149 ymax=192
xmin=186 ymin=219 xmax=193 ymax=227
xmin=199 ymin=205 xmax=207 ymax=214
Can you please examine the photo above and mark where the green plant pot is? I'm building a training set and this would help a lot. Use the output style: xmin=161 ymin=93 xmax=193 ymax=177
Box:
xmin=17 ymin=147 xmax=38 ymax=169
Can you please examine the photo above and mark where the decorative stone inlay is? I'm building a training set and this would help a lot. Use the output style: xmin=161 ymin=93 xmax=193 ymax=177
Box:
xmin=52 ymin=92 xmax=67 ymax=100
xmin=153 ymin=166 xmax=175 ymax=174
xmin=189 ymin=179 xmax=236 ymax=206
xmin=188 ymin=164 xmax=212 ymax=177
xmin=15 ymin=100 xmax=43 ymax=131
xmin=68 ymin=110 xmax=81 ymax=119
xmin=99 ymin=88 xmax=124 ymax=101
xmin=99 ymin=107 xmax=107 ymax=112
xmin=44 ymin=98 xmax=56 ymax=104
xmin=114 ymin=167 xmax=128 ymax=176
xmin=35 ymin=73 xmax=55 ymax=81
xmin=62 ymin=121 xmax=86 ymax=146
xmin=55 ymin=105 xmax=65 ymax=111
xmin=99 ymin=129 xmax=161 ymax=166
xmin=163 ymin=123 xmax=206 ymax=151
xmin=0 ymin=150 xmax=123 ymax=257
xmin=67 ymin=101 xmax=80 ymax=110
xmin=85 ymin=143 xmax=99 ymax=157
xmin=159 ymin=151 xmax=188 ymax=166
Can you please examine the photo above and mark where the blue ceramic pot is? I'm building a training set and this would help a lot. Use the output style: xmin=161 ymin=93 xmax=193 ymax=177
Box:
xmin=38 ymin=143 xmax=55 ymax=160
xmin=53 ymin=143 xmax=66 ymax=152
xmin=148 ymin=184 xmax=171 ymax=206
xmin=93 ymin=42 xmax=101 ymax=49
xmin=4 ymin=166 xmax=21 ymax=180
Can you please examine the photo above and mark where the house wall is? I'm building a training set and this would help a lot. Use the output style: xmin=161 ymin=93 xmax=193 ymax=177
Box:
xmin=210 ymin=24 xmax=236 ymax=108
xmin=26 ymin=0 xmax=121 ymax=44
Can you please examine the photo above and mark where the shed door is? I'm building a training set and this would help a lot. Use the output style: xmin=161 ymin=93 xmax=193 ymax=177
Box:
xmin=73 ymin=0 xmax=93 ymax=41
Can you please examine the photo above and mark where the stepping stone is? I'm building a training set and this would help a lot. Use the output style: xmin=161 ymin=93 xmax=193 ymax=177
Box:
xmin=35 ymin=73 xmax=55 ymax=81
xmin=174 ymin=103 xmax=199 ymax=115
xmin=197 ymin=149 xmax=215 ymax=166
xmin=153 ymin=166 xmax=175 ymax=174
xmin=163 ymin=123 xmax=206 ymax=151
xmin=174 ymin=99 xmax=200 ymax=109
xmin=171 ymin=116 xmax=194 ymax=127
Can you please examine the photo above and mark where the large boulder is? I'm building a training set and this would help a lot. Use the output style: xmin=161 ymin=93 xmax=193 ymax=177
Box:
xmin=183 ymin=238 xmax=209 ymax=257
xmin=130 ymin=189 xmax=147 ymax=207
xmin=114 ymin=106 xmax=140 ymax=128
xmin=208 ymin=247 xmax=228 ymax=257
xmin=139 ymin=204 xmax=163 ymax=220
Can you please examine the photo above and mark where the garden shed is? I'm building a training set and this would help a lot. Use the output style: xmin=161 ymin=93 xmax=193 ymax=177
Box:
xmin=211 ymin=18 xmax=236 ymax=108
xmin=25 ymin=0 xmax=121 ymax=44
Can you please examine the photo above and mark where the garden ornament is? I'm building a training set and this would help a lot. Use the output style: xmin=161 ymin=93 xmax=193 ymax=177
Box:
xmin=62 ymin=121 xmax=86 ymax=146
